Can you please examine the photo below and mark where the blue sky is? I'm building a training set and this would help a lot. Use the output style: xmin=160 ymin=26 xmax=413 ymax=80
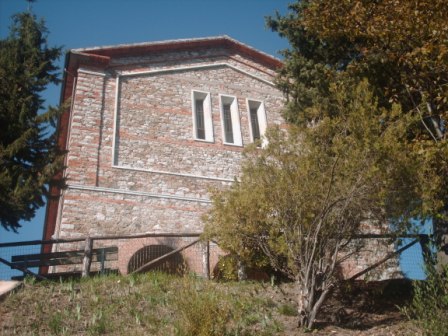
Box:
xmin=0 ymin=0 xmax=290 ymax=244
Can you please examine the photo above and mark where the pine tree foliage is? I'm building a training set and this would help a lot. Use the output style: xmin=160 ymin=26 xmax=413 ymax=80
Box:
xmin=0 ymin=12 xmax=63 ymax=232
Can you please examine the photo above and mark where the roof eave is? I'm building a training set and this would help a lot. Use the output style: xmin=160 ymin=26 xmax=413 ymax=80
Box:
xmin=70 ymin=35 xmax=283 ymax=70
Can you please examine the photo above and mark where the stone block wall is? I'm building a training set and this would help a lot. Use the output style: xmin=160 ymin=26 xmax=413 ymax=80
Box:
xmin=51 ymin=44 xmax=284 ymax=275
xmin=50 ymin=40 xmax=404 ymax=279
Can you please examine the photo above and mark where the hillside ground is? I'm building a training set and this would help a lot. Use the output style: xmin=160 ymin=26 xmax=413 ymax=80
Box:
xmin=0 ymin=273 xmax=421 ymax=335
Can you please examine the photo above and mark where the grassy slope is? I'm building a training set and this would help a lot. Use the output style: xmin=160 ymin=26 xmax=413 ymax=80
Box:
xmin=0 ymin=273 xmax=421 ymax=336
xmin=0 ymin=273 xmax=288 ymax=336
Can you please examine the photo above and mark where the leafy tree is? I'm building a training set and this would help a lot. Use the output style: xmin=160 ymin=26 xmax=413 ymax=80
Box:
xmin=267 ymin=0 xmax=448 ymax=222
xmin=205 ymin=80 xmax=419 ymax=329
xmin=0 ymin=11 xmax=63 ymax=232
xmin=268 ymin=0 xmax=447 ymax=132
xmin=206 ymin=0 xmax=448 ymax=329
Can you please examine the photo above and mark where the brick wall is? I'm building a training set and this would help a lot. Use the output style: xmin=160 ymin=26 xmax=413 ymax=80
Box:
xmin=52 ymin=44 xmax=284 ymax=275
xmin=52 ymin=40 xmax=403 ymax=279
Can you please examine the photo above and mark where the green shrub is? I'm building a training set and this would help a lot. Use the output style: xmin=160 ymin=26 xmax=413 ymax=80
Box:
xmin=214 ymin=254 xmax=239 ymax=281
xmin=403 ymin=264 xmax=448 ymax=335
xmin=172 ymin=277 xmax=232 ymax=336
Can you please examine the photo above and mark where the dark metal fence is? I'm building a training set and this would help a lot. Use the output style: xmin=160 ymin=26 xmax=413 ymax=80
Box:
xmin=0 ymin=233 xmax=431 ymax=281
xmin=0 ymin=233 xmax=210 ymax=280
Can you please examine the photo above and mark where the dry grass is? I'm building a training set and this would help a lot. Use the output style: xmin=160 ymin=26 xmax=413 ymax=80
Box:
xmin=0 ymin=274 xmax=421 ymax=335
xmin=0 ymin=273 xmax=281 ymax=336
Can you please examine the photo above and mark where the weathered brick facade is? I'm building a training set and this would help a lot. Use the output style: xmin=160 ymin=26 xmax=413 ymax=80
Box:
xmin=44 ymin=36 xmax=285 ymax=275
xmin=44 ymin=36 xmax=401 ymax=279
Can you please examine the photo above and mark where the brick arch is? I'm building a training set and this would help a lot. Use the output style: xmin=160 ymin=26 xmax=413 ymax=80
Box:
xmin=118 ymin=237 xmax=188 ymax=275
xmin=117 ymin=237 xmax=226 ymax=277
xmin=127 ymin=244 xmax=185 ymax=274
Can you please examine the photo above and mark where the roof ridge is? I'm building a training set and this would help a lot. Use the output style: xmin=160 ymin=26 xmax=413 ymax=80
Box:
xmin=70 ymin=35 xmax=282 ymax=66
xmin=71 ymin=35 xmax=232 ymax=53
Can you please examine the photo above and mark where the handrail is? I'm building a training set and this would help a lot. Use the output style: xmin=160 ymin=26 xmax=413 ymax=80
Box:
xmin=0 ymin=232 xmax=203 ymax=248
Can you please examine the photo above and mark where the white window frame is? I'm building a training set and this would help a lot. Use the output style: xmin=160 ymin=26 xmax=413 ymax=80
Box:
xmin=191 ymin=90 xmax=213 ymax=142
xmin=219 ymin=94 xmax=242 ymax=146
xmin=246 ymin=99 xmax=267 ymax=146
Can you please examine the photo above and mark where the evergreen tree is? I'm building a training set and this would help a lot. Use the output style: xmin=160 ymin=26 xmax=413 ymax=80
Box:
xmin=0 ymin=11 xmax=63 ymax=231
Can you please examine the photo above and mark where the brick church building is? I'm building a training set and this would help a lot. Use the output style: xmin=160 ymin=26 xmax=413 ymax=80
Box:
xmin=43 ymin=36 xmax=401 ymax=278
xmin=43 ymin=36 xmax=286 ymax=275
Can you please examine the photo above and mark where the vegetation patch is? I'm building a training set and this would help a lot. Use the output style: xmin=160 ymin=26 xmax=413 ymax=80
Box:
xmin=403 ymin=265 xmax=448 ymax=336
xmin=0 ymin=273 xmax=282 ymax=335
xmin=0 ymin=273 xmax=426 ymax=335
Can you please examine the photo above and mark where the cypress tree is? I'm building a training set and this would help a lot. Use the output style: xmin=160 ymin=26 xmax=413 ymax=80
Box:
xmin=0 ymin=11 xmax=63 ymax=231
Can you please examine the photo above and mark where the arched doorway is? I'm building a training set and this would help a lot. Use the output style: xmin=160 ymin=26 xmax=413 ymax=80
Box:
xmin=127 ymin=244 xmax=186 ymax=274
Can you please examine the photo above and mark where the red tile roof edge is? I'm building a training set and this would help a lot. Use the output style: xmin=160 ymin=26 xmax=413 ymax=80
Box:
xmin=71 ymin=35 xmax=283 ymax=69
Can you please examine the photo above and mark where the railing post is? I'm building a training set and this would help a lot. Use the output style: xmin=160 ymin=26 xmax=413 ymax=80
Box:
xmin=100 ymin=248 xmax=106 ymax=275
xmin=202 ymin=240 xmax=210 ymax=279
xmin=82 ymin=237 xmax=93 ymax=277
xmin=23 ymin=255 xmax=28 ymax=276
xmin=419 ymin=234 xmax=433 ymax=265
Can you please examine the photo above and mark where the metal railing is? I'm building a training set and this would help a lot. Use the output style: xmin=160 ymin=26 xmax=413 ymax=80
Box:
xmin=0 ymin=233 xmax=211 ymax=280
xmin=0 ymin=233 xmax=431 ymax=281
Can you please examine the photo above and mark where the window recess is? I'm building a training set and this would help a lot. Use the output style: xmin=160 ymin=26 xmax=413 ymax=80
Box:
xmin=247 ymin=99 xmax=267 ymax=146
xmin=192 ymin=91 xmax=213 ymax=142
xmin=219 ymin=95 xmax=242 ymax=146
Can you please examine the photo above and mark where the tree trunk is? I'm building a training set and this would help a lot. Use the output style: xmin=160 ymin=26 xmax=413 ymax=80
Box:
xmin=296 ymin=277 xmax=331 ymax=329
xmin=427 ymin=102 xmax=444 ymax=140
xmin=308 ymin=287 xmax=331 ymax=329
xmin=297 ymin=280 xmax=312 ymax=328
